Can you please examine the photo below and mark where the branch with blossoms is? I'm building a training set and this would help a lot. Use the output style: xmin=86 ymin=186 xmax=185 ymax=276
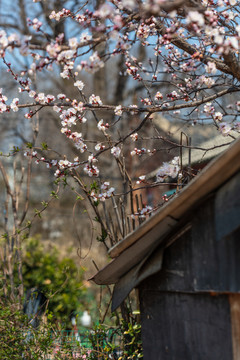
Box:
xmin=11 ymin=85 xmax=240 ymax=113
xmin=0 ymin=0 xmax=240 ymax=252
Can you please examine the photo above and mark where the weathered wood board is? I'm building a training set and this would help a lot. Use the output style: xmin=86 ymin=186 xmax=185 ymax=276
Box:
xmin=140 ymin=291 xmax=233 ymax=360
xmin=139 ymin=170 xmax=240 ymax=359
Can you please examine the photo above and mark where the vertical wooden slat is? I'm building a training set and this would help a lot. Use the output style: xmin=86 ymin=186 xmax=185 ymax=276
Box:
xmin=229 ymin=294 xmax=240 ymax=360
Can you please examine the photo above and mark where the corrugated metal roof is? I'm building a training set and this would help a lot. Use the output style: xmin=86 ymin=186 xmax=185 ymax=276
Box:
xmin=182 ymin=133 xmax=240 ymax=165
xmin=153 ymin=115 xmax=238 ymax=147
xmin=147 ymin=132 xmax=239 ymax=180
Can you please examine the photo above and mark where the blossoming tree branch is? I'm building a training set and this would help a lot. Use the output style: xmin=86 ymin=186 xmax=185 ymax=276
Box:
xmin=0 ymin=0 xmax=240 ymax=248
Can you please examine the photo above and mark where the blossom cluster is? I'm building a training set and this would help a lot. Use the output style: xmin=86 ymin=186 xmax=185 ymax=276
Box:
xmin=0 ymin=30 xmax=22 ymax=57
xmin=156 ymin=157 xmax=180 ymax=183
xmin=136 ymin=175 xmax=146 ymax=185
xmin=97 ymin=119 xmax=109 ymax=132
xmin=130 ymin=148 xmax=156 ymax=156
xmin=0 ymin=89 xmax=8 ymax=113
xmin=61 ymin=129 xmax=87 ymax=153
xmin=77 ymin=52 xmax=104 ymax=74
xmin=89 ymin=94 xmax=103 ymax=106
xmin=84 ymin=155 xmax=99 ymax=177
xmin=90 ymin=182 xmax=115 ymax=202
xmin=114 ymin=105 xmax=122 ymax=116
xmin=59 ymin=108 xmax=86 ymax=128
xmin=27 ymin=18 xmax=42 ymax=32
xmin=10 ymin=98 xmax=19 ymax=112
xmin=204 ymin=102 xmax=238 ymax=136
xmin=131 ymin=205 xmax=153 ymax=219
xmin=23 ymin=149 xmax=82 ymax=177
xmin=111 ymin=146 xmax=121 ymax=158
xmin=130 ymin=133 xmax=138 ymax=141
xmin=49 ymin=8 xmax=71 ymax=21
xmin=125 ymin=61 xmax=142 ymax=81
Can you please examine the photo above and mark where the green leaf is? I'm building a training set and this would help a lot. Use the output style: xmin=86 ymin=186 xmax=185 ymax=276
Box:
xmin=26 ymin=142 xmax=33 ymax=149
xmin=34 ymin=209 xmax=42 ymax=218
xmin=76 ymin=195 xmax=83 ymax=201
xmin=51 ymin=191 xmax=59 ymax=199
xmin=90 ymin=181 xmax=99 ymax=191
xmin=97 ymin=227 xmax=108 ymax=242
xmin=41 ymin=142 xmax=48 ymax=150
xmin=132 ymin=310 xmax=140 ymax=315
xmin=12 ymin=146 xmax=19 ymax=152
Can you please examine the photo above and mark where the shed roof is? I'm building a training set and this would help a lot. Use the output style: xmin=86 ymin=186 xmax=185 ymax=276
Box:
xmin=153 ymin=115 xmax=238 ymax=147
xmin=90 ymin=137 xmax=240 ymax=309
xmin=146 ymin=130 xmax=240 ymax=180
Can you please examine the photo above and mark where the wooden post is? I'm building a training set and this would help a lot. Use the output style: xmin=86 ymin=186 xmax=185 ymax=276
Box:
xmin=229 ymin=294 xmax=240 ymax=360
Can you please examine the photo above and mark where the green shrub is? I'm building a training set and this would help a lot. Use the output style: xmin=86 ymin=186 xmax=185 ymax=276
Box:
xmin=0 ymin=299 xmax=53 ymax=360
xmin=21 ymin=237 xmax=87 ymax=324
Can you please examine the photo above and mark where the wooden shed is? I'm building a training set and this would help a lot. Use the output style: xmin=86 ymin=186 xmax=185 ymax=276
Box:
xmin=91 ymin=137 xmax=240 ymax=360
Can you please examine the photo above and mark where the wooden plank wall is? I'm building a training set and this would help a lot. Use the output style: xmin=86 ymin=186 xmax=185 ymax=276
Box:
xmin=229 ymin=294 xmax=240 ymax=360
xmin=140 ymin=291 xmax=233 ymax=360
xmin=139 ymin=170 xmax=240 ymax=360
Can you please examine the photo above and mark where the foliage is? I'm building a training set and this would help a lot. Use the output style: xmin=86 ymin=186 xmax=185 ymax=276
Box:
xmin=86 ymin=324 xmax=119 ymax=359
xmin=0 ymin=299 xmax=54 ymax=360
xmin=121 ymin=321 xmax=143 ymax=360
xmin=0 ymin=298 xmax=87 ymax=359
xmin=21 ymin=237 xmax=87 ymax=323
xmin=0 ymin=296 xmax=143 ymax=360
xmin=80 ymin=321 xmax=143 ymax=360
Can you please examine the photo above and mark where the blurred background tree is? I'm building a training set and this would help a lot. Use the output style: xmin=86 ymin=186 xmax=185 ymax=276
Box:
xmin=20 ymin=236 xmax=87 ymax=323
